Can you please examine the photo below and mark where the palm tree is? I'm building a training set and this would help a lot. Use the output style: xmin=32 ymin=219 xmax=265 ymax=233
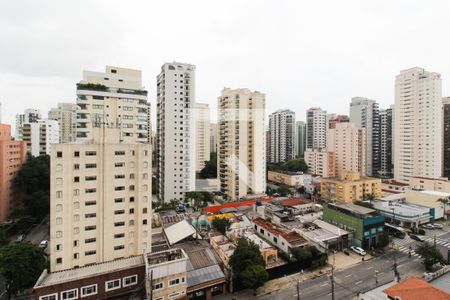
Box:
xmin=364 ymin=193 xmax=376 ymax=207
xmin=436 ymin=198 xmax=449 ymax=220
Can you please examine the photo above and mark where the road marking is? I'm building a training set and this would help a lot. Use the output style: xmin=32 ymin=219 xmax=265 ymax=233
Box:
xmin=367 ymin=266 xmax=373 ymax=270
xmin=320 ymin=282 xmax=329 ymax=287
xmin=355 ymin=280 xmax=363 ymax=285
xmin=344 ymin=274 xmax=352 ymax=278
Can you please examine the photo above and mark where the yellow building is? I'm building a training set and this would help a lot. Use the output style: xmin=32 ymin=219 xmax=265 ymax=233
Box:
xmin=320 ymin=171 xmax=382 ymax=202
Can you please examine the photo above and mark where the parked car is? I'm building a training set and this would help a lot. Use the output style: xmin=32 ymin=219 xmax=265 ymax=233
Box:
xmin=410 ymin=234 xmax=425 ymax=242
xmin=15 ymin=234 xmax=25 ymax=243
xmin=39 ymin=240 xmax=48 ymax=249
xmin=350 ymin=246 xmax=366 ymax=256
xmin=432 ymin=223 xmax=443 ymax=229
xmin=421 ymin=224 xmax=435 ymax=229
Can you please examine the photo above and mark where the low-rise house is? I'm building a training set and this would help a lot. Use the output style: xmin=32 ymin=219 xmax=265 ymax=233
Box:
xmin=382 ymin=179 xmax=409 ymax=196
xmin=373 ymin=197 xmax=432 ymax=227
xmin=267 ymin=171 xmax=312 ymax=187
xmin=405 ymin=189 xmax=450 ymax=220
xmin=276 ymin=197 xmax=314 ymax=214
xmin=252 ymin=217 xmax=308 ymax=254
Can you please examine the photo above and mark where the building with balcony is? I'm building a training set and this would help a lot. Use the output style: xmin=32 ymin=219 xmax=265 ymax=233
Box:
xmin=22 ymin=119 xmax=59 ymax=156
xmin=323 ymin=202 xmax=385 ymax=249
xmin=295 ymin=121 xmax=306 ymax=158
xmin=48 ymin=103 xmax=79 ymax=143
xmin=306 ymin=107 xmax=327 ymax=150
xmin=268 ymin=109 xmax=295 ymax=163
xmin=217 ymin=88 xmax=266 ymax=200
xmin=194 ymin=103 xmax=211 ymax=172
xmin=394 ymin=67 xmax=442 ymax=183
xmin=320 ymin=171 xmax=382 ymax=202
xmin=15 ymin=108 xmax=41 ymax=140
xmin=379 ymin=107 xmax=393 ymax=178
xmin=0 ymin=124 xmax=26 ymax=223
xmin=50 ymin=127 xmax=152 ymax=272
xmin=156 ymin=62 xmax=196 ymax=202
xmin=75 ymin=66 xmax=150 ymax=144
xmin=304 ymin=148 xmax=335 ymax=177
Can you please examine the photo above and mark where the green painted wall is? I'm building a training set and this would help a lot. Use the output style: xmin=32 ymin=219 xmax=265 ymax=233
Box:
xmin=323 ymin=203 xmax=364 ymax=241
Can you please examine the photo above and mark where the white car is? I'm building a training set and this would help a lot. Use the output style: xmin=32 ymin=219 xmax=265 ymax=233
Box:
xmin=39 ymin=240 xmax=48 ymax=249
xmin=350 ymin=246 xmax=366 ymax=256
xmin=432 ymin=224 xmax=443 ymax=229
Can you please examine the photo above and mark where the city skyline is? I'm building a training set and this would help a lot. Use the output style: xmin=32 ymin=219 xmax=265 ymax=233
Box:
xmin=2 ymin=1 xmax=450 ymax=131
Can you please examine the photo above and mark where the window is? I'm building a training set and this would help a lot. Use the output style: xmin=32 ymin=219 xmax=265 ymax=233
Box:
xmin=115 ymin=162 xmax=125 ymax=167
xmin=74 ymin=163 xmax=80 ymax=170
xmin=105 ymin=279 xmax=121 ymax=291
xmin=61 ymin=289 xmax=77 ymax=300
xmin=39 ymin=293 xmax=57 ymax=300
xmin=114 ymin=245 xmax=124 ymax=250
xmin=85 ymin=176 xmax=96 ymax=181
xmin=85 ymin=201 xmax=96 ymax=206
xmin=56 ymin=204 xmax=63 ymax=212
xmin=115 ymin=197 xmax=124 ymax=203
xmin=114 ymin=233 xmax=125 ymax=238
xmin=56 ymin=177 xmax=63 ymax=185
xmin=56 ymin=151 xmax=63 ymax=158
xmin=56 ymin=191 xmax=63 ymax=199
xmin=153 ymin=281 xmax=163 ymax=290
xmin=56 ymin=217 xmax=62 ymax=225
xmin=115 ymin=186 xmax=125 ymax=191
xmin=73 ymin=188 xmax=80 ymax=196
xmin=123 ymin=275 xmax=138 ymax=287
xmin=81 ymin=284 xmax=97 ymax=297
xmin=85 ymin=213 xmax=96 ymax=218
xmin=85 ymin=188 xmax=96 ymax=193
xmin=56 ymin=231 xmax=62 ymax=238
xmin=74 ymin=151 xmax=80 ymax=157
xmin=169 ymin=277 xmax=183 ymax=286
xmin=115 ymin=210 xmax=125 ymax=215
xmin=85 ymin=238 xmax=96 ymax=244
xmin=56 ymin=164 xmax=63 ymax=172
xmin=85 ymin=225 xmax=96 ymax=231
xmin=56 ymin=257 xmax=62 ymax=264
xmin=85 ymin=250 xmax=96 ymax=256
xmin=115 ymin=151 xmax=126 ymax=156
xmin=85 ymin=163 xmax=97 ymax=169
xmin=56 ymin=244 xmax=62 ymax=251
xmin=115 ymin=174 xmax=125 ymax=179
xmin=115 ymin=222 xmax=125 ymax=227
xmin=85 ymin=151 xmax=96 ymax=156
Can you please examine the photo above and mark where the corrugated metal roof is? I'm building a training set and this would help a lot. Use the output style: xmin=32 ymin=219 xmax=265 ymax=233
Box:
xmin=164 ymin=220 xmax=197 ymax=245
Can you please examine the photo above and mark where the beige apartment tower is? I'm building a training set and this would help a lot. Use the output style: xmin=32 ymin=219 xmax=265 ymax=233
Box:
xmin=327 ymin=122 xmax=366 ymax=177
xmin=76 ymin=66 xmax=151 ymax=144
xmin=394 ymin=67 xmax=442 ymax=183
xmin=50 ymin=127 xmax=152 ymax=272
xmin=48 ymin=102 xmax=79 ymax=143
xmin=218 ymin=88 xmax=266 ymax=200
xmin=194 ymin=103 xmax=211 ymax=172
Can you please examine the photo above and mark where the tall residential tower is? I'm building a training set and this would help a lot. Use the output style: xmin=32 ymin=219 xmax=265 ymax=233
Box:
xmin=306 ymin=107 xmax=327 ymax=149
xmin=268 ymin=109 xmax=295 ymax=163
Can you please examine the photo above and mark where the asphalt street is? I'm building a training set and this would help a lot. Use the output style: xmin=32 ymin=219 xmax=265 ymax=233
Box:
xmin=256 ymin=251 xmax=424 ymax=300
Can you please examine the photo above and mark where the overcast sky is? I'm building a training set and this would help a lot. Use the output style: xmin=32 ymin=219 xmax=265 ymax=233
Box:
xmin=1 ymin=0 xmax=450 ymax=132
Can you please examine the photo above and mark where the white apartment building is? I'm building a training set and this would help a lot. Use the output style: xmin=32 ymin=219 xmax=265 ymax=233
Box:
xmin=50 ymin=127 xmax=152 ymax=272
xmin=15 ymin=108 xmax=41 ymax=140
xmin=268 ymin=109 xmax=295 ymax=163
xmin=350 ymin=97 xmax=380 ymax=176
xmin=218 ymin=88 xmax=266 ymax=200
xmin=156 ymin=62 xmax=196 ymax=202
xmin=304 ymin=148 xmax=335 ymax=177
xmin=76 ymin=66 xmax=150 ymax=144
xmin=327 ymin=122 xmax=366 ymax=177
xmin=394 ymin=67 xmax=443 ymax=183
xmin=379 ymin=107 xmax=393 ymax=178
xmin=48 ymin=102 xmax=79 ymax=143
xmin=306 ymin=107 xmax=327 ymax=149
xmin=210 ymin=122 xmax=217 ymax=153
xmin=194 ymin=103 xmax=211 ymax=171
xmin=22 ymin=119 xmax=59 ymax=156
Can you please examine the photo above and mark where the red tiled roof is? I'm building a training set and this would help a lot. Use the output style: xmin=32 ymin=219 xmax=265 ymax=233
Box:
xmin=279 ymin=198 xmax=311 ymax=207
xmin=384 ymin=277 xmax=450 ymax=300
xmin=382 ymin=189 xmax=402 ymax=194
xmin=382 ymin=180 xmax=409 ymax=187
xmin=203 ymin=198 xmax=273 ymax=214
xmin=252 ymin=217 xmax=286 ymax=236
xmin=280 ymin=231 xmax=308 ymax=246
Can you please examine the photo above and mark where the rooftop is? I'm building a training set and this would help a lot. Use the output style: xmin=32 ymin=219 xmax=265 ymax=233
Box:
xmin=328 ymin=202 xmax=377 ymax=216
xmin=382 ymin=179 xmax=410 ymax=187
xmin=163 ymin=219 xmax=197 ymax=245
xmin=252 ymin=217 xmax=286 ymax=236
xmin=280 ymin=231 xmax=308 ymax=246
xmin=278 ymin=198 xmax=311 ymax=207
xmin=203 ymin=197 xmax=273 ymax=215
xmin=383 ymin=277 xmax=450 ymax=300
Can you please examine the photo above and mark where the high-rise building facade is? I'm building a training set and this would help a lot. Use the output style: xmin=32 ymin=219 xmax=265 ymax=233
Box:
xmin=295 ymin=121 xmax=306 ymax=158
xmin=304 ymin=148 xmax=335 ymax=177
xmin=379 ymin=107 xmax=393 ymax=178
xmin=443 ymin=97 xmax=450 ymax=178
xmin=327 ymin=122 xmax=366 ymax=177
xmin=48 ymin=103 xmax=79 ymax=143
xmin=394 ymin=67 xmax=442 ymax=183
xmin=350 ymin=97 xmax=380 ymax=176
xmin=50 ymin=127 xmax=152 ymax=272
xmin=15 ymin=108 xmax=41 ymax=140
xmin=210 ymin=123 xmax=217 ymax=154
xmin=328 ymin=115 xmax=349 ymax=129
xmin=76 ymin=66 xmax=150 ymax=144
xmin=194 ymin=103 xmax=211 ymax=171
xmin=218 ymin=88 xmax=266 ymax=200
xmin=268 ymin=109 xmax=295 ymax=163
xmin=0 ymin=124 xmax=26 ymax=223
xmin=22 ymin=119 xmax=59 ymax=156
xmin=156 ymin=62 xmax=196 ymax=202
xmin=306 ymin=107 xmax=327 ymax=149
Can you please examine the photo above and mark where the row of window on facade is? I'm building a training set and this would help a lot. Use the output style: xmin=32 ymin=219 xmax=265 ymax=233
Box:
xmin=56 ymin=161 xmax=150 ymax=172
xmin=56 ymin=150 xmax=150 ymax=158
xmin=38 ymin=274 xmax=138 ymax=300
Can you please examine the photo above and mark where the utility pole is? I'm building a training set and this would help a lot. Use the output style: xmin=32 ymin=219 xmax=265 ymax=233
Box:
xmin=330 ymin=251 xmax=336 ymax=300
xmin=434 ymin=234 xmax=437 ymax=247
xmin=297 ymin=280 xmax=301 ymax=300
xmin=149 ymin=269 xmax=153 ymax=300
xmin=375 ymin=270 xmax=379 ymax=285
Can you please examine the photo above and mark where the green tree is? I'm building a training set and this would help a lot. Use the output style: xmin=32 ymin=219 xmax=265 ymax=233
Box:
xmin=229 ymin=238 xmax=268 ymax=293
xmin=0 ymin=243 xmax=47 ymax=298
xmin=211 ymin=218 xmax=231 ymax=235
xmin=22 ymin=191 xmax=49 ymax=221
xmin=200 ymin=152 xmax=217 ymax=179
xmin=282 ymin=158 xmax=308 ymax=173
xmin=277 ymin=185 xmax=291 ymax=197
xmin=14 ymin=154 xmax=50 ymax=194
xmin=291 ymin=246 xmax=313 ymax=262
xmin=363 ymin=193 xmax=376 ymax=206
xmin=416 ymin=242 xmax=446 ymax=271
xmin=240 ymin=264 xmax=268 ymax=295
xmin=437 ymin=198 xmax=449 ymax=220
